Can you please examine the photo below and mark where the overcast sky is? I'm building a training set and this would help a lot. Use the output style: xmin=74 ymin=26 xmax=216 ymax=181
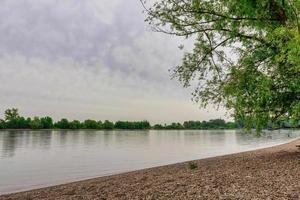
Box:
xmin=0 ymin=0 xmax=227 ymax=123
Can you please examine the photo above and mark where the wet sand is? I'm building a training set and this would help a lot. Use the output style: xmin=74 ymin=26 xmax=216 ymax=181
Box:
xmin=1 ymin=139 xmax=300 ymax=200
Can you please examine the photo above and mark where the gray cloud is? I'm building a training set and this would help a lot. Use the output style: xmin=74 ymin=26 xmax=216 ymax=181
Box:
xmin=0 ymin=0 xmax=120 ymax=61
xmin=0 ymin=0 xmax=227 ymax=123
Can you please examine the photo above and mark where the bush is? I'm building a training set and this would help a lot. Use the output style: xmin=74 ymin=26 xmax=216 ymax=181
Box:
xmin=188 ymin=162 xmax=198 ymax=170
xmin=40 ymin=116 xmax=54 ymax=129
xmin=103 ymin=120 xmax=114 ymax=129
xmin=69 ymin=120 xmax=82 ymax=129
xmin=83 ymin=119 xmax=99 ymax=129
xmin=0 ymin=119 xmax=5 ymax=129
xmin=30 ymin=117 xmax=43 ymax=129
xmin=55 ymin=118 xmax=70 ymax=129
xmin=115 ymin=121 xmax=150 ymax=129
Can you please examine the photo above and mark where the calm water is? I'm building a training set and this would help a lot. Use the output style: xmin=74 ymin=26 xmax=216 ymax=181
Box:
xmin=0 ymin=129 xmax=299 ymax=194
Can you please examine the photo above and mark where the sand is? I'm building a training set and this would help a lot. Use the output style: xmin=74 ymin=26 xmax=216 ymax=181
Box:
xmin=1 ymin=139 xmax=300 ymax=200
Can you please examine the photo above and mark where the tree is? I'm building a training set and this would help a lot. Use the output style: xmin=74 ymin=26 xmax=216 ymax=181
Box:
xmin=153 ymin=124 xmax=164 ymax=129
xmin=97 ymin=121 xmax=103 ymax=129
xmin=165 ymin=122 xmax=184 ymax=129
xmin=103 ymin=120 xmax=114 ymax=129
xmin=114 ymin=121 xmax=151 ymax=129
xmin=30 ymin=117 xmax=43 ymax=129
xmin=142 ymin=0 xmax=300 ymax=132
xmin=0 ymin=119 xmax=5 ymax=129
xmin=83 ymin=119 xmax=99 ymax=129
xmin=69 ymin=120 xmax=82 ymax=129
xmin=140 ymin=120 xmax=151 ymax=129
xmin=4 ymin=108 xmax=20 ymax=128
xmin=17 ymin=117 xmax=31 ymax=129
xmin=4 ymin=108 xmax=19 ymax=121
xmin=225 ymin=121 xmax=237 ymax=129
xmin=25 ymin=118 xmax=32 ymax=128
xmin=208 ymin=119 xmax=226 ymax=129
xmin=40 ymin=116 xmax=54 ymax=129
xmin=183 ymin=121 xmax=202 ymax=129
xmin=55 ymin=118 xmax=70 ymax=129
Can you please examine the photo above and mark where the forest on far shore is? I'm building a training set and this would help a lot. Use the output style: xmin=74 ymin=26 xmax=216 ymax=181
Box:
xmin=0 ymin=108 xmax=237 ymax=130
xmin=1 ymin=108 xmax=299 ymax=131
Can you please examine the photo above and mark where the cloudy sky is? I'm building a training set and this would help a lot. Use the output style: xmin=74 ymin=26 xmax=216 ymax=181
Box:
xmin=0 ymin=0 xmax=227 ymax=123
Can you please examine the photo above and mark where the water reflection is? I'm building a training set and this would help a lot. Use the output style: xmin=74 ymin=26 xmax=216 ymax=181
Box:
xmin=57 ymin=130 xmax=68 ymax=146
xmin=0 ymin=131 xmax=53 ymax=158
xmin=113 ymin=130 xmax=150 ymax=147
xmin=1 ymin=131 xmax=18 ymax=157
xmin=31 ymin=131 xmax=52 ymax=149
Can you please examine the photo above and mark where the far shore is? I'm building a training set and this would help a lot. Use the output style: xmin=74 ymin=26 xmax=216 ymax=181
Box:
xmin=0 ymin=128 xmax=298 ymax=132
xmin=1 ymin=138 xmax=300 ymax=199
xmin=0 ymin=128 xmax=239 ymax=131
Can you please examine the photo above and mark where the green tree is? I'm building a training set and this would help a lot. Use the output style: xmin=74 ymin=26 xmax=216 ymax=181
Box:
xmin=183 ymin=121 xmax=202 ymax=129
xmin=140 ymin=120 xmax=151 ymax=129
xmin=165 ymin=122 xmax=184 ymax=129
xmin=225 ymin=122 xmax=237 ymax=129
xmin=4 ymin=108 xmax=20 ymax=128
xmin=143 ymin=0 xmax=300 ymax=132
xmin=55 ymin=118 xmax=70 ymax=129
xmin=114 ymin=121 xmax=151 ymax=129
xmin=4 ymin=108 xmax=19 ymax=121
xmin=97 ymin=121 xmax=103 ymax=129
xmin=69 ymin=120 xmax=82 ymax=129
xmin=83 ymin=119 xmax=99 ymax=129
xmin=17 ymin=117 xmax=31 ymax=129
xmin=0 ymin=119 xmax=5 ymax=129
xmin=153 ymin=124 xmax=164 ymax=129
xmin=40 ymin=116 xmax=53 ymax=129
xmin=30 ymin=117 xmax=43 ymax=129
xmin=103 ymin=120 xmax=114 ymax=129
xmin=208 ymin=119 xmax=226 ymax=129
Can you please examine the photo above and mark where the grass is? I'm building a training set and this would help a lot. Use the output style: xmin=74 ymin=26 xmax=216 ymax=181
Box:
xmin=188 ymin=162 xmax=198 ymax=170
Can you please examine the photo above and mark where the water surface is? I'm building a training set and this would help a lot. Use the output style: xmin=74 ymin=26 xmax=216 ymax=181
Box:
xmin=0 ymin=129 xmax=299 ymax=194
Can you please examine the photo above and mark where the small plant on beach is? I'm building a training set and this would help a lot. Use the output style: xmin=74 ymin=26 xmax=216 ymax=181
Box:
xmin=188 ymin=162 xmax=198 ymax=170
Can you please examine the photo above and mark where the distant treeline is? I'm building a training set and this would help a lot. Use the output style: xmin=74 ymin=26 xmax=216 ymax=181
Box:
xmin=0 ymin=108 xmax=239 ymax=130
xmin=153 ymin=119 xmax=237 ymax=130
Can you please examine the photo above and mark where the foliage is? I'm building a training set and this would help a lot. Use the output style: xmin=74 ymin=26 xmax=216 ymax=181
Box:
xmin=184 ymin=119 xmax=221 ymax=129
xmin=83 ymin=119 xmax=99 ymax=129
xmin=103 ymin=120 xmax=114 ymax=129
xmin=10 ymin=108 xmax=298 ymax=131
xmin=142 ymin=0 xmax=300 ymax=132
xmin=183 ymin=119 xmax=236 ymax=129
xmin=97 ymin=121 xmax=103 ymax=129
xmin=30 ymin=117 xmax=43 ymax=129
xmin=153 ymin=124 xmax=164 ymax=129
xmin=188 ymin=162 xmax=198 ymax=170
xmin=153 ymin=119 xmax=237 ymax=129
xmin=164 ymin=122 xmax=184 ymax=129
xmin=40 ymin=117 xmax=54 ymax=129
xmin=114 ymin=120 xmax=151 ymax=129
xmin=54 ymin=118 xmax=70 ymax=129
xmin=4 ymin=108 xmax=20 ymax=129
xmin=2 ymin=108 xmax=298 ymax=130
xmin=4 ymin=108 xmax=19 ymax=121
xmin=0 ymin=119 xmax=5 ymax=129
xmin=17 ymin=117 xmax=31 ymax=129
xmin=69 ymin=120 xmax=82 ymax=129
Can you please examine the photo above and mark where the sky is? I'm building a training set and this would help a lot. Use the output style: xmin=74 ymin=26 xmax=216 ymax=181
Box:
xmin=0 ymin=0 xmax=228 ymax=123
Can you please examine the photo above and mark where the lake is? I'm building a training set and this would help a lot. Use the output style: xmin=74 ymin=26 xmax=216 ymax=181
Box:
xmin=0 ymin=129 xmax=299 ymax=194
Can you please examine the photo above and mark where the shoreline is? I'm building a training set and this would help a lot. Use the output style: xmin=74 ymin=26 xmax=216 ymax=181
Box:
xmin=1 ymin=138 xmax=300 ymax=199
xmin=0 ymin=128 xmax=298 ymax=132
xmin=0 ymin=128 xmax=239 ymax=131
xmin=1 ymin=136 xmax=298 ymax=195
